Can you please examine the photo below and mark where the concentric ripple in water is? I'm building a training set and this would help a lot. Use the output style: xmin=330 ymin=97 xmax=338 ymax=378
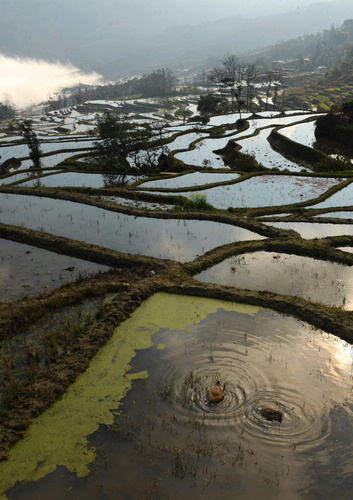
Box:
xmin=5 ymin=297 xmax=353 ymax=499
xmin=146 ymin=307 xmax=353 ymax=457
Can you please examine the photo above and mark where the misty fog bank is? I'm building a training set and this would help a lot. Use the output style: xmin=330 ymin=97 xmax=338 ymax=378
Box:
xmin=0 ymin=55 xmax=102 ymax=108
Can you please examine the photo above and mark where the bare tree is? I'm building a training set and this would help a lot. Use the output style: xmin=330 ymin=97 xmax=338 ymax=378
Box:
xmin=221 ymin=54 xmax=238 ymax=111
xmin=208 ymin=55 xmax=259 ymax=115
xmin=244 ymin=64 xmax=258 ymax=113
xmin=263 ymin=68 xmax=283 ymax=111
xmin=272 ymin=70 xmax=283 ymax=111
xmin=208 ymin=66 xmax=227 ymax=103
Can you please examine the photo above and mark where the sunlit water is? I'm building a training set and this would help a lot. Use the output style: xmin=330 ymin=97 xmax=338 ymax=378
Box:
xmin=314 ymin=211 xmax=353 ymax=219
xmin=278 ymin=120 xmax=317 ymax=148
xmin=266 ymin=222 xmax=353 ymax=239
xmin=195 ymin=251 xmax=353 ymax=309
xmin=3 ymin=294 xmax=353 ymax=499
xmin=0 ymin=194 xmax=265 ymax=262
xmin=139 ymin=172 xmax=241 ymax=189
xmin=313 ymin=182 xmax=353 ymax=209
xmin=236 ymin=128 xmax=302 ymax=172
xmin=0 ymin=139 xmax=94 ymax=167
xmin=167 ymin=131 xmax=208 ymax=152
xmin=175 ymin=137 xmax=232 ymax=168
xmin=144 ymin=176 xmax=342 ymax=209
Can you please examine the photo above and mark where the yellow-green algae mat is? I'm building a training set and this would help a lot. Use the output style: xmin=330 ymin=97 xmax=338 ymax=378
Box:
xmin=0 ymin=293 xmax=262 ymax=497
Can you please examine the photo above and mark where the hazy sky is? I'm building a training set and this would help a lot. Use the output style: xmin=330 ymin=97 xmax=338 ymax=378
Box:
xmin=0 ymin=55 xmax=102 ymax=108
xmin=189 ymin=0 xmax=333 ymax=22
xmin=0 ymin=0 xmax=344 ymax=108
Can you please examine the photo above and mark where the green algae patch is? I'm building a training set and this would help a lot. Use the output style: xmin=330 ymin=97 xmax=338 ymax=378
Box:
xmin=0 ymin=293 xmax=262 ymax=497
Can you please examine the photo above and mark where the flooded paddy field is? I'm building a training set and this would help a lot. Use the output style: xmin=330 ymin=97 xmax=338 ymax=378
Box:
xmin=0 ymin=295 xmax=106 ymax=394
xmin=0 ymin=194 xmax=265 ymax=262
xmin=175 ymin=138 xmax=231 ymax=168
xmin=195 ymin=252 xmax=353 ymax=309
xmin=267 ymin=222 xmax=353 ymax=239
xmin=0 ymin=238 xmax=110 ymax=301
xmin=278 ymin=120 xmax=317 ymax=148
xmin=312 ymin=181 xmax=353 ymax=208
xmin=19 ymin=172 xmax=142 ymax=189
xmin=139 ymin=172 xmax=241 ymax=190
xmin=236 ymin=128 xmax=302 ymax=172
xmin=142 ymin=175 xmax=343 ymax=209
xmin=0 ymin=139 xmax=95 ymax=169
xmin=2 ymin=102 xmax=353 ymax=499
xmin=101 ymin=195 xmax=172 ymax=211
xmin=314 ymin=211 xmax=353 ymax=219
xmin=194 ymin=175 xmax=342 ymax=208
xmin=167 ymin=131 xmax=208 ymax=152
xmin=1 ymin=172 xmax=39 ymax=186
xmin=2 ymin=293 xmax=353 ymax=499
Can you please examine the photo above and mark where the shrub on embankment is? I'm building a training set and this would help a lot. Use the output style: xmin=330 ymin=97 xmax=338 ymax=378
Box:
xmin=268 ymin=128 xmax=351 ymax=173
xmin=214 ymin=140 xmax=268 ymax=173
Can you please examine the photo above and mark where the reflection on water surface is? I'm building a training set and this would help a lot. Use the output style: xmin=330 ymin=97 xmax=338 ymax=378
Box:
xmin=0 ymin=238 xmax=110 ymax=301
xmin=267 ymin=222 xmax=353 ymax=239
xmin=195 ymin=252 xmax=353 ymax=309
xmin=2 ymin=293 xmax=353 ymax=499
xmin=0 ymin=194 xmax=264 ymax=262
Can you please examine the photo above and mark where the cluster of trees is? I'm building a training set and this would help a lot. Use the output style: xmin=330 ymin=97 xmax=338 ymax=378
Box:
xmin=136 ymin=69 xmax=176 ymax=97
xmin=197 ymin=54 xmax=283 ymax=116
xmin=93 ymin=112 xmax=169 ymax=174
xmin=259 ymin=18 xmax=353 ymax=72
xmin=63 ymin=68 xmax=177 ymax=108
xmin=19 ymin=120 xmax=42 ymax=169
xmin=0 ymin=101 xmax=16 ymax=120
xmin=316 ymin=99 xmax=353 ymax=149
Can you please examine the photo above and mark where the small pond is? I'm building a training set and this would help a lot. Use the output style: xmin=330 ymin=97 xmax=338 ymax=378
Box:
xmin=1 ymin=293 xmax=353 ymax=499
xmin=0 ymin=194 xmax=265 ymax=262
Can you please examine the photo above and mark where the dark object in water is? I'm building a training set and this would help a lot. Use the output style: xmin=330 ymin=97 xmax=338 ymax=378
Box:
xmin=208 ymin=380 xmax=225 ymax=404
xmin=260 ymin=407 xmax=283 ymax=422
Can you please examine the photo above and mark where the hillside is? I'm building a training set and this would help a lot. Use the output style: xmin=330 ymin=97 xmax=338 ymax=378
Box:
xmin=280 ymin=46 xmax=353 ymax=111
xmin=1 ymin=0 xmax=353 ymax=79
